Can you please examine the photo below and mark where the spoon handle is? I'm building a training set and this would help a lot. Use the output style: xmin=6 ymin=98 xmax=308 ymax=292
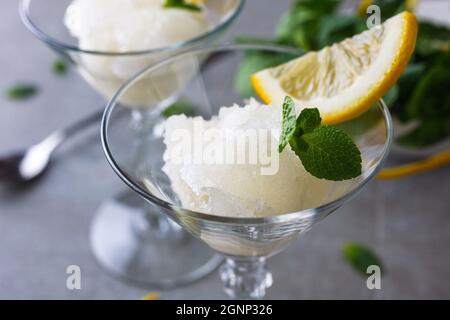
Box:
xmin=63 ymin=108 xmax=105 ymax=137
xmin=40 ymin=108 xmax=104 ymax=152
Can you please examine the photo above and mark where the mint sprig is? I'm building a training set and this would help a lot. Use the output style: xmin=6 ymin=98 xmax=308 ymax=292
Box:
xmin=279 ymin=96 xmax=362 ymax=181
xmin=278 ymin=95 xmax=298 ymax=152
xmin=163 ymin=0 xmax=201 ymax=12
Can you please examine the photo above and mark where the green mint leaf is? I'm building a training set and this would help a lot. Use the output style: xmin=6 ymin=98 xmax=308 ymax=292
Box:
xmin=278 ymin=97 xmax=362 ymax=181
xmin=278 ymin=96 xmax=297 ymax=152
xmin=53 ymin=59 xmax=68 ymax=75
xmin=342 ymin=242 xmax=383 ymax=276
xmin=161 ymin=100 xmax=197 ymax=118
xmin=296 ymin=107 xmax=321 ymax=134
xmin=295 ymin=125 xmax=362 ymax=181
xmin=163 ymin=0 xmax=201 ymax=12
xmin=6 ymin=84 xmax=38 ymax=100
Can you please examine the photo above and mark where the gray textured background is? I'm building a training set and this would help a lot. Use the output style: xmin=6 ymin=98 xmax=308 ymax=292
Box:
xmin=0 ymin=0 xmax=449 ymax=299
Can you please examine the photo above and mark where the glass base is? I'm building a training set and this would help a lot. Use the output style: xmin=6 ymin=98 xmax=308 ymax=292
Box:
xmin=90 ymin=190 xmax=222 ymax=289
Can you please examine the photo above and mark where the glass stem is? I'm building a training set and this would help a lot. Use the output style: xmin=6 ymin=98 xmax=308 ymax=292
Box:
xmin=219 ymin=256 xmax=273 ymax=299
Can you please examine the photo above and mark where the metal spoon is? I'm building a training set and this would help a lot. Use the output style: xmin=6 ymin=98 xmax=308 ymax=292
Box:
xmin=0 ymin=109 xmax=104 ymax=184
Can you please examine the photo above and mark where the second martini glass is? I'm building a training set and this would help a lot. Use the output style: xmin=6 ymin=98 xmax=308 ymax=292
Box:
xmin=102 ymin=44 xmax=394 ymax=298
xmin=20 ymin=0 xmax=245 ymax=288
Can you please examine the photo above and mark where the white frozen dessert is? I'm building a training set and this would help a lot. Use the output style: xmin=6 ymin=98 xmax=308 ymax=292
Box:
xmin=161 ymin=99 xmax=355 ymax=218
xmin=65 ymin=0 xmax=209 ymax=52
xmin=64 ymin=0 xmax=210 ymax=105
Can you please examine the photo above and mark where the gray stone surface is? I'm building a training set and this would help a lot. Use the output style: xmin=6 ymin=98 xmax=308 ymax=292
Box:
xmin=0 ymin=0 xmax=449 ymax=299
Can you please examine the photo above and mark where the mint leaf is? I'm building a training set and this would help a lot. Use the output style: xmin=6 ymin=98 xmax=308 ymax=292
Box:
xmin=53 ymin=59 xmax=68 ymax=75
xmin=278 ymin=98 xmax=362 ymax=181
xmin=161 ymin=100 xmax=197 ymax=118
xmin=342 ymin=242 xmax=383 ymax=276
xmin=278 ymin=100 xmax=322 ymax=154
xmin=296 ymin=126 xmax=361 ymax=181
xmin=163 ymin=0 xmax=201 ymax=11
xmin=6 ymin=84 xmax=38 ymax=100
xmin=296 ymin=107 xmax=321 ymax=134
xmin=278 ymin=96 xmax=298 ymax=152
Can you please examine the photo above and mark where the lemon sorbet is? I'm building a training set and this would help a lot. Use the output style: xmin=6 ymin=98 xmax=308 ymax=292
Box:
xmin=64 ymin=0 xmax=209 ymax=105
xmin=161 ymin=99 xmax=355 ymax=218
xmin=65 ymin=0 xmax=209 ymax=52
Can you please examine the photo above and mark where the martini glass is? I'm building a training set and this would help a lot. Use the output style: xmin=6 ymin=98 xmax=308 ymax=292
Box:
xmin=102 ymin=44 xmax=394 ymax=299
xmin=20 ymin=0 xmax=245 ymax=288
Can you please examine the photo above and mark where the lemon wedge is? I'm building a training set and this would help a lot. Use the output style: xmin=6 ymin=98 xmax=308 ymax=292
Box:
xmin=251 ymin=11 xmax=418 ymax=124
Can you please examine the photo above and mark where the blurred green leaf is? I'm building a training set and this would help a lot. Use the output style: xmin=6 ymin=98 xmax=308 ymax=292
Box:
xmin=276 ymin=0 xmax=341 ymax=50
xmin=395 ymin=57 xmax=450 ymax=147
xmin=383 ymin=85 xmax=399 ymax=108
xmin=368 ymin=0 xmax=409 ymax=20
xmin=235 ymin=51 xmax=293 ymax=98
xmin=6 ymin=84 xmax=38 ymax=100
xmin=161 ymin=100 xmax=197 ymax=118
xmin=405 ymin=63 xmax=450 ymax=120
xmin=318 ymin=15 xmax=365 ymax=48
xmin=415 ymin=22 xmax=450 ymax=59
xmin=390 ymin=63 xmax=426 ymax=121
xmin=342 ymin=242 xmax=383 ymax=276
xmin=397 ymin=117 xmax=450 ymax=147
xmin=52 ymin=59 xmax=68 ymax=75
xmin=163 ymin=0 xmax=201 ymax=11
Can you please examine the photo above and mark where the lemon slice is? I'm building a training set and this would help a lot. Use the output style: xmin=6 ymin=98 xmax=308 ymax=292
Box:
xmin=251 ymin=11 xmax=418 ymax=124
xmin=378 ymin=149 xmax=450 ymax=180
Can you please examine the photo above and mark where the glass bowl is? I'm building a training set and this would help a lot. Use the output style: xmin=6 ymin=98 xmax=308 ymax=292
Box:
xmin=102 ymin=44 xmax=394 ymax=298
xmin=20 ymin=0 xmax=245 ymax=289
xmin=20 ymin=0 xmax=245 ymax=106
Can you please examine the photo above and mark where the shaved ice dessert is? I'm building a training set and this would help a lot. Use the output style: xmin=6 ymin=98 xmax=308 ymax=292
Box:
xmin=161 ymin=99 xmax=356 ymax=218
xmin=64 ymin=0 xmax=210 ymax=106
xmin=65 ymin=0 xmax=209 ymax=52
